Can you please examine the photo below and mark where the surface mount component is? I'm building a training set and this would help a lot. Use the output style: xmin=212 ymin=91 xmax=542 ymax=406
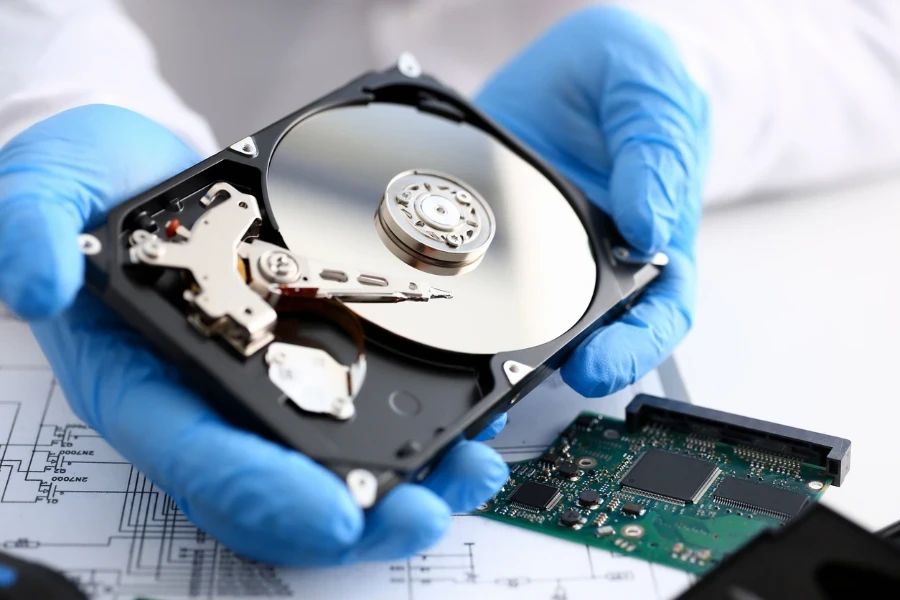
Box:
xmin=559 ymin=510 xmax=586 ymax=529
xmin=76 ymin=54 xmax=662 ymax=508
xmin=509 ymin=482 xmax=563 ymax=513
xmin=619 ymin=449 xmax=720 ymax=505
xmin=578 ymin=490 xmax=601 ymax=508
xmin=557 ymin=461 xmax=579 ymax=479
xmin=713 ymin=477 xmax=809 ymax=520
xmin=621 ymin=502 xmax=647 ymax=517
xmin=476 ymin=394 xmax=851 ymax=575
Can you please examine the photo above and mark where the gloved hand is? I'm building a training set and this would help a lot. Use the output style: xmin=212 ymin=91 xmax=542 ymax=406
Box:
xmin=0 ymin=105 xmax=509 ymax=566
xmin=476 ymin=5 xmax=710 ymax=397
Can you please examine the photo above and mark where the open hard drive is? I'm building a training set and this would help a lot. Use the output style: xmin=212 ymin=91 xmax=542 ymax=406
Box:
xmin=77 ymin=54 xmax=665 ymax=508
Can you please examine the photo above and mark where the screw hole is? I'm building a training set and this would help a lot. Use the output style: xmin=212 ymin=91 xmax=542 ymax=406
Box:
xmin=508 ymin=364 xmax=519 ymax=373
xmin=239 ymin=201 xmax=248 ymax=209
xmin=244 ymin=308 xmax=252 ymax=315
xmin=409 ymin=283 xmax=418 ymax=291
xmin=242 ymin=143 xmax=252 ymax=153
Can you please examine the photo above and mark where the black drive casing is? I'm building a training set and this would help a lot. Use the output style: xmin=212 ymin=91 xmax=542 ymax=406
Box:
xmin=80 ymin=63 xmax=662 ymax=504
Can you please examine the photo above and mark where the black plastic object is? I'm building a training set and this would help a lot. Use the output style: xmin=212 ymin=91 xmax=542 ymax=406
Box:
xmin=675 ymin=503 xmax=900 ymax=600
xmin=626 ymin=394 xmax=852 ymax=486
xmin=879 ymin=519 xmax=900 ymax=545
xmin=0 ymin=551 xmax=88 ymax=600
xmin=80 ymin=60 xmax=661 ymax=506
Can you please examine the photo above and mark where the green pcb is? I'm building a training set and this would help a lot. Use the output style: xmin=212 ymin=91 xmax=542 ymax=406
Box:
xmin=475 ymin=411 xmax=832 ymax=575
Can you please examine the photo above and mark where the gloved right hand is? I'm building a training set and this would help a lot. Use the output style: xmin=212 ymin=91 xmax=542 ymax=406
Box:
xmin=0 ymin=105 xmax=509 ymax=566
xmin=476 ymin=5 xmax=709 ymax=399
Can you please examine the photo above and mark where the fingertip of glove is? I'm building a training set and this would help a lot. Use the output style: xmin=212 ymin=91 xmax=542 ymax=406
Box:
xmin=618 ymin=217 xmax=668 ymax=257
xmin=464 ymin=441 xmax=510 ymax=494
xmin=392 ymin=487 xmax=453 ymax=547
xmin=343 ymin=485 xmax=452 ymax=564
xmin=560 ymin=328 xmax=632 ymax=399
xmin=247 ymin=460 xmax=367 ymax=555
xmin=316 ymin=493 xmax=367 ymax=549
xmin=473 ymin=413 xmax=507 ymax=441
xmin=0 ymin=203 xmax=81 ymax=319
xmin=610 ymin=162 xmax=680 ymax=256
xmin=423 ymin=441 xmax=508 ymax=514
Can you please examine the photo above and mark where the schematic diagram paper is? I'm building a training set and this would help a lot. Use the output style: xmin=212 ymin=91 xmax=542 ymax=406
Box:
xmin=0 ymin=305 xmax=695 ymax=600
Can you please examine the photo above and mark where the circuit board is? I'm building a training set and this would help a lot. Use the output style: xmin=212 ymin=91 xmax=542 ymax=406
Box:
xmin=476 ymin=395 xmax=851 ymax=575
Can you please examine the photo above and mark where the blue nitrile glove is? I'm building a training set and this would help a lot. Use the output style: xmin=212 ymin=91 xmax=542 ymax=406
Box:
xmin=0 ymin=105 xmax=508 ymax=566
xmin=476 ymin=6 xmax=710 ymax=397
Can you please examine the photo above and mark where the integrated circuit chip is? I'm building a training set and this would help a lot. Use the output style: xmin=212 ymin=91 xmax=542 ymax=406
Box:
xmin=620 ymin=449 xmax=720 ymax=505
xmin=508 ymin=481 xmax=562 ymax=512
xmin=714 ymin=477 xmax=809 ymax=519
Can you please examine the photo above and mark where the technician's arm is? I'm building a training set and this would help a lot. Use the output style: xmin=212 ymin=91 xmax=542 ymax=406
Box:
xmin=617 ymin=0 xmax=900 ymax=204
xmin=0 ymin=0 xmax=217 ymax=155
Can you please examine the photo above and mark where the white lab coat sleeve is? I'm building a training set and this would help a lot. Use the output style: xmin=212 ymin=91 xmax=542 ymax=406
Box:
xmin=615 ymin=0 xmax=900 ymax=205
xmin=0 ymin=0 xmax=219 ymax=156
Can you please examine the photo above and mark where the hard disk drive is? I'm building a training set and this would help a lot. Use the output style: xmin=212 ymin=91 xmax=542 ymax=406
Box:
xmin=77 ymin=54 xmax=665 ymax=508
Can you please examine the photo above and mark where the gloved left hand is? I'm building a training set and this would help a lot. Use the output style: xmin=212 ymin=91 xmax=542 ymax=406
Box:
xmin=476 ymin=5 xmax=711 ymax=397
xmin=0 ymin=105 xmax=508 ymax=566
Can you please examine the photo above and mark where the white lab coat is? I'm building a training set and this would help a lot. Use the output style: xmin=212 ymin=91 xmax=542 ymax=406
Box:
xmin=1 ymin=0 xmax=899 ymax=206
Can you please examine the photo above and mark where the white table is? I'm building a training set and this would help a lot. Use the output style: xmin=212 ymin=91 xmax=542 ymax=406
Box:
xmin=676 ymin=171 xmax=900 ymax=532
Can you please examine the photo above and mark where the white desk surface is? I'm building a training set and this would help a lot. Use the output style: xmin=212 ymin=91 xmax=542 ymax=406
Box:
xmin=676 ymin=170 xmax=900 ymax=532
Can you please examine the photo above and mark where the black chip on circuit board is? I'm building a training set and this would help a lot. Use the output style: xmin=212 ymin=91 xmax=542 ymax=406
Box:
xmin=540 ymin=452 xmax=560 ymax=466
xmin=557 ymin=461 xmax=579 ymax=479
xmin=714 ymin=477 xmax=809 ymax=519
xmin=575 ymin=414 xmax=598 ymax=430
xmin=509 ymin=481 xmax=563 ymax=512
xmin=619 ymin=449 xmax=720 ymax=505
xmin=621 ymin=502 xmax=647 ymax=517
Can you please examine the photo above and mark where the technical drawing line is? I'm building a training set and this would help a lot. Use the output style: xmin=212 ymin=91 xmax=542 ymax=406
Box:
xmin=407 ymin=556 xmax=414 ymax=600
xmin=24 ymin=379 xmax=54 ymax=490
xmin=0 ymin=401 xmax=21 ymax=500
xmin=650 ymin=564 xmax=662 ymax=600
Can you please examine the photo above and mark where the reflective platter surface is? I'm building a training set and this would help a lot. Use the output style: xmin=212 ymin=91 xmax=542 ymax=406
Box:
xmin=266 ymin=103 xmax=597 ymax=355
